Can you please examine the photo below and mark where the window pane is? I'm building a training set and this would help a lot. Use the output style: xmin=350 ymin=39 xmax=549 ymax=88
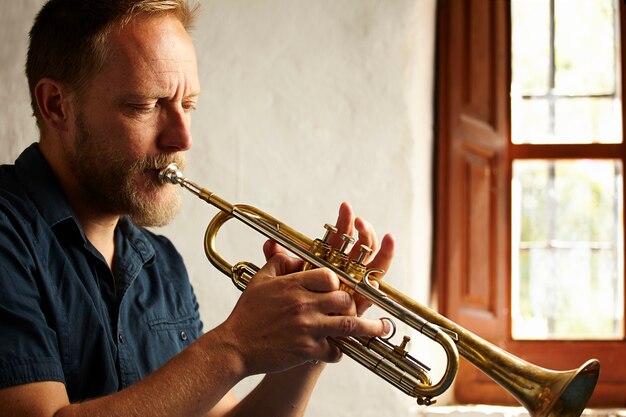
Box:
xmin=554 ymin=0 xmax=616 ymax=95
xmin=513 ymin=97 xmax=622 ymax=144
xmin=511 ymin=160 xmax=624 ymax=340
xmin=511 ymin=0 xmax=622 ymax=144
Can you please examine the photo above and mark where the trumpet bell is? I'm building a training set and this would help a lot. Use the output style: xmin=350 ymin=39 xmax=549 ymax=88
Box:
xmin=526 ymin=359 xmax=600 ymax=417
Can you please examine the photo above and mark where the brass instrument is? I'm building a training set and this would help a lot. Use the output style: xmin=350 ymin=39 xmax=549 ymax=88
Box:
xmin=159 ymin=163 xmax=600 ymax=417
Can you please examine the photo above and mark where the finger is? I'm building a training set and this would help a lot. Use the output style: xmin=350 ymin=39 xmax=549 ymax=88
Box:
xmin=315 ymin=290 xmax=357 ymax=316
xmin=365 ymin=233 xmax=395 ymax=274
xmin=348 ymin=216 xmax=378 ymax=261
xmin=306 ymin=339 xmax=343 ymax=364
xmin=258 ymin=251 xmax=303 ymax=277
xmin=327 ymin=202 xmax=355 ymax=248
xmin=322 ymin=315 xmax=389 ymax=338
xmin=263 ymin=239 xmax=288 ymax=260
xmin=295 ymin=268 xmax=341 ymax=293
xmin=355 ymin=300 xmax=372 ymax=317
xmin=319 ymin=339 xmax=343 ymax=363
xmin=355 ymin=279 xmax=379 ymax=316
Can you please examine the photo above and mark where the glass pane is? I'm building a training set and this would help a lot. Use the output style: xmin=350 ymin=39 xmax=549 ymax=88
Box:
xmin=513 ymin=97 xmax=622 ymax=144
xmin=511 ymin=0 xmax=622 ymax=144
xmin=511 ymin=160 xmax=624 ymax=340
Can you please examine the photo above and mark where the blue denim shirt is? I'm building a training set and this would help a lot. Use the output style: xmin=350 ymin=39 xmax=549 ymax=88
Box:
xmin=0 ymin=144 xmax=203 ymax=401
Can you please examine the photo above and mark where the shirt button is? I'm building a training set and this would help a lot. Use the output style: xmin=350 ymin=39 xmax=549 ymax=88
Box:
xmin=180 ymin=331 xmax=188 ymax=341
xmin=118 ymin=333 xmax=125 ymax=344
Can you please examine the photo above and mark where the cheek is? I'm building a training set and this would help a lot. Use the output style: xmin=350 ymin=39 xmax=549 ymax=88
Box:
xmin=80 ymin=97 xmax=162 ymax=159
xmin=122 ymin=118 xmax=163 ymax=155
xmin=102 ymin=118 xmax=157 ymax=159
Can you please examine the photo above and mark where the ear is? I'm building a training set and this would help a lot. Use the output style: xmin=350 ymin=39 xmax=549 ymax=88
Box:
xmin=34 ymin=78 xmax=75 ymax=133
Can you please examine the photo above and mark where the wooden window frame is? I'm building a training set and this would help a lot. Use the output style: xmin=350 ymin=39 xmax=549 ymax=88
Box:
xmin=434 ymin=0 xmax=626 ymax=406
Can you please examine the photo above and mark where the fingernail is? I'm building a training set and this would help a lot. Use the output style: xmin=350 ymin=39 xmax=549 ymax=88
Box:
xmin=382 ymin=319 xmax=391 ymax=335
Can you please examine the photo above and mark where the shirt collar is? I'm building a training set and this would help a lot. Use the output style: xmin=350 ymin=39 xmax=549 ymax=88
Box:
xmin=14 ymin=143 xmax=155 ymax=264
xmin=116 ymin=217 xmax=155 ymax=265
xmin=15 ymin=143 xmax=83 ymax=236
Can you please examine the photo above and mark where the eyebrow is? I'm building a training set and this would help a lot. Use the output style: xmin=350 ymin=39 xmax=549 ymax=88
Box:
xmin=121 ymin=91 xmax=201 ymax=102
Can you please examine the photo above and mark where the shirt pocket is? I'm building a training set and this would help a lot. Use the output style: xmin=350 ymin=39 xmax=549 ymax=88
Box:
xmin=147 ymin=312 xmax=201 ymax=346
xmin=142 ymin=311 xmax=201 ymax=368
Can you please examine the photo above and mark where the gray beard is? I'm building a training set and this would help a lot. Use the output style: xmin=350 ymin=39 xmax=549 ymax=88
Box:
xmin=68 ymin=113 xmax=184 ymax=227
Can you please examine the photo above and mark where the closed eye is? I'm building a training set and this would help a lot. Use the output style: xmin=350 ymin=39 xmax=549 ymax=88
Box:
xmin=124 ymin=97 xmax=197 ymax=116
xmin=126 ymin=101 xmax=159 ymax=115
xmin=182 ymin=99 xmax=198 ymax=113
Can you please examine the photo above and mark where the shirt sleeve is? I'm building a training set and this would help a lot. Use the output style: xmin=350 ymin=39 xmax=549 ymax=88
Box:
xmin=0 ymin=210 xmax=65 ymax=389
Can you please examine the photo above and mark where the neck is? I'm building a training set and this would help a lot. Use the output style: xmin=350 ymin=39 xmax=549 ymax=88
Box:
xmin=39 ymin=138 xmax=119 ymax=269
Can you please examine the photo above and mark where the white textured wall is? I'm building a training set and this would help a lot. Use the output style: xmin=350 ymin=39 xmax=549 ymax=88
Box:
xmin=0 ymin=1 xmax=438 ymax=416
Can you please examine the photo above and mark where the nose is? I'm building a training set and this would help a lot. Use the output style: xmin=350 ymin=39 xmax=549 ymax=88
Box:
xmin=158 ymin=105 xmax=193 ymax=152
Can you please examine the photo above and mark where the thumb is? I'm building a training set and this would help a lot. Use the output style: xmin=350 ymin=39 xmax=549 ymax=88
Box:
xmin=263 ymin=239 xmax=287 ymax=260
xmin=259 ymin=244 xmax=303 ymax=277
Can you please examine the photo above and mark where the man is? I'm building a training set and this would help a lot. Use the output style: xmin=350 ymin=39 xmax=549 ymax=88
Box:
xmin=0 ymin=1 xmax=395 ymax=416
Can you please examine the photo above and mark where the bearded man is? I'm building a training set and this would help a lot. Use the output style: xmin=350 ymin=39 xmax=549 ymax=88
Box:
xmin=0 ymin=1 xmax=395 ymax=416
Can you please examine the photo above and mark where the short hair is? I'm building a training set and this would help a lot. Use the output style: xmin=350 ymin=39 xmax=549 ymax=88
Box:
xmin=25 ymin=0 xmax=199 ymax=128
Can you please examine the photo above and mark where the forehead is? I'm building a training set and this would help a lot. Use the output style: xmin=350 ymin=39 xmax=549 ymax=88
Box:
xmin=91 ymin=13 xmax=200 ymax=97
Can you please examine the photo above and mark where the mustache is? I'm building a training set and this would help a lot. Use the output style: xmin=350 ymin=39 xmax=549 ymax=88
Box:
xmin=130 ymin=153 xmax=186 ymax=172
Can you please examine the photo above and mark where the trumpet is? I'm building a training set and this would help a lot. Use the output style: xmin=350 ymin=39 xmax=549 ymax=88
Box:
xmin=159 ymin=163 xmax=600 ymax=417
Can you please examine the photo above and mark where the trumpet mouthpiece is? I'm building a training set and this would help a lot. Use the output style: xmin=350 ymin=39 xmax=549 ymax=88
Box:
xmin=159 ymin=163 xmax=183 ymax=185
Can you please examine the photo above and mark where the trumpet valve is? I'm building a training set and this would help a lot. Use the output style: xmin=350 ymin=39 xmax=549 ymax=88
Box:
xmin=339 ymin=233 xmax=356 ymax=253
xmin=357 ymin=244 xmax=373 ymax=265
xmin=303 ymin=239 xmax=331 ymax=271
xmin=322 ymin=223 xmax=338 ymax=243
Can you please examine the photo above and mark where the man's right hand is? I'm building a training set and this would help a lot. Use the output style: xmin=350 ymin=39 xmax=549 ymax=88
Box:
xmin=210 ymin=251 xmax=389 ymax=377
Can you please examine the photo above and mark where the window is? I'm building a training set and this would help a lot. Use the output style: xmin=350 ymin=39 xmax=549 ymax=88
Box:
xmin=510 ymin=0 xmax=624 ymax=342
xmin=436 ymin=0 xmax=625 ymax=406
